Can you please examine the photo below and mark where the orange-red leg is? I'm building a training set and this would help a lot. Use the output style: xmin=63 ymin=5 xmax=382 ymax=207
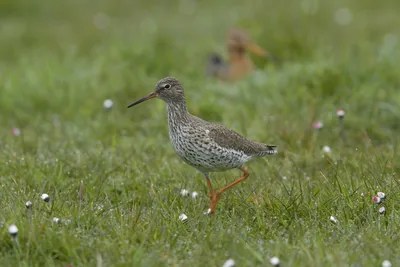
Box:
xmin=206 ymin=168 xmax=250 ymax=215
xmin=205 ymin=175 xmax=214 ymax=200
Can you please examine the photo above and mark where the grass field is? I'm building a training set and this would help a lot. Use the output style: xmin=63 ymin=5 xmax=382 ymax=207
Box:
xmin=1 ymin=0 xmax=400 ymax=266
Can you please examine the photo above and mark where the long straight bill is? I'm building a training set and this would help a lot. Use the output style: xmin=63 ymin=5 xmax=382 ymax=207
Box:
xmin=127 ymin=92 xmax=157 ymax=108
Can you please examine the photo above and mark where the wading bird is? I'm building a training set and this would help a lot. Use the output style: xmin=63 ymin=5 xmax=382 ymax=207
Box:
xmin=128 ymin=77 xmax=277 ymax=215
xmin=206 ymin=28 xmax=277 ymax=81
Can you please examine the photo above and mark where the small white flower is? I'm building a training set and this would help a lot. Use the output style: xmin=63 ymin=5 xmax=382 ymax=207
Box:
xmin=180 ymin=189 xmax=190 ymax=197
xmin=8 ymin=224 xmax=18 ymax=236
xmin=377 ymin=192 xmax=386 ymax=199
xmin=25 ymin=201 xmax=33 ymax=209
xmin=204 ymin=208 xmax=212 ymax=215
xmin=103 ymin=99 xmax=113 ymax=109
xmin=379 ymin=207 xmax=386 ymax=215
xmin=334 ymin=8 xmax=352 ymax=25
xmin=53 ymin=217 xmax=60 ymax=224
xmin=301 ymin=0 xmax=319 ymax=15
xmin=52 ymin=115 xmax=60 ymax=126
xmin=382 ymin=260 xmax=392 ymax=267
xmin=323 ymin=146 xmax=332 ymax=153
xmin=360 ymin=192 xmax=364 ymax=196
xmin=336 ymin=109 xmax=345 ymax=118
xmin=41 ymin=193 xmax=50 ymax=202
xmin=330 ymin=216 xmax=339 ymax=224
xmin=191 ymin=191 xmax=198 ymax=199
xmin=93 ymin=13 xmax=109 ymax=30
xmin=270 ymin=256 xmax=280 ymax=266
xmin=222 ymin=259 xmax=235 ymax=267
xmin=179 ymin=213 xmax=188 ymax=222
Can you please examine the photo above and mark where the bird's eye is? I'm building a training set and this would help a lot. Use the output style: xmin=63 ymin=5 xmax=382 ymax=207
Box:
xmin=164 ymin=84 xmax=171 ymax=89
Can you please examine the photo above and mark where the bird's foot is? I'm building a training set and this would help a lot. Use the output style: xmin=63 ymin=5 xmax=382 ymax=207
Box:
xmin=209 ymin=191 xmax=221 ymax=215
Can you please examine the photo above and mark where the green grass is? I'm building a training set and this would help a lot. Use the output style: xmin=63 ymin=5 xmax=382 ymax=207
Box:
xmin=1 ymin=0 xmax=400 ymax=266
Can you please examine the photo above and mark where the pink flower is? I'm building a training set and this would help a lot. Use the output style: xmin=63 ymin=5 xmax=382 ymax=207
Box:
xmin=372 ymin=196 xmax=381 ymax=204
xmin=336 ymin=109 xmax=345 ymax=118
xmin=12 ymin=128 xmax=21 ymax=136
xmin=312 ymin=121 xmax=323 ymax=129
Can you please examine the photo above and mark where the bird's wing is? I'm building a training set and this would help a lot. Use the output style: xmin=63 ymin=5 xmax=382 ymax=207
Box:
xmin=206 ymin=122 xmax=276 ymax=156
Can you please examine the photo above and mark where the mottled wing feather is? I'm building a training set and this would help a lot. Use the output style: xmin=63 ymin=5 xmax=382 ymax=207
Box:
xmin=206 ymin=123 xmax=276 ymax=157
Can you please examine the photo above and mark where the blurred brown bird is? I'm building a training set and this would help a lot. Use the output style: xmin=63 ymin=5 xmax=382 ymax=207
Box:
xmin=206 ymin=28 xmax=277 ymax=81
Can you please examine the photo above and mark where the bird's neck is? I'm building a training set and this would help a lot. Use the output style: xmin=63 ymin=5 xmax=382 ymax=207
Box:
xmin=166 ymin=101 xmax=190 ymax=127
xmin=229 ymin=46 xmax=253 ymax=66
xmin=228 ymin=53 xmax=254 ymax=79
xmin=229 ymin=50 xmax=251 ymax=64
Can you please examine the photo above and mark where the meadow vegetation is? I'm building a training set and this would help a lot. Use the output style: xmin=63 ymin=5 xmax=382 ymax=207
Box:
xmin=1 ymin=0 xmax=400 ymax=266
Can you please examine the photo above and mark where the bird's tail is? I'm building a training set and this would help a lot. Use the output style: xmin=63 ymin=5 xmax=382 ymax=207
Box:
xmin=257 ymin=144 xmax=277 ymax=157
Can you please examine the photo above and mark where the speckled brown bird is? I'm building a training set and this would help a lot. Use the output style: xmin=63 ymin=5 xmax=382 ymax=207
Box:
xmin=128 ymin=77 xmax=277 ymax=215
xmin=206 ymin=28 xmax=277 ymax=81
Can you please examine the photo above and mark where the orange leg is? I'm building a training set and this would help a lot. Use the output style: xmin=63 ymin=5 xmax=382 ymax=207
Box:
xmin=205 ymin=174 xmax=214 ymax=200
xmin=206 ymin=168 xmax=250 ymax=215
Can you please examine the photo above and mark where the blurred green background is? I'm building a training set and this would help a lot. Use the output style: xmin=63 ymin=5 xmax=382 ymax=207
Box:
xmin=1 ymin=0 xmax=400 ymax=266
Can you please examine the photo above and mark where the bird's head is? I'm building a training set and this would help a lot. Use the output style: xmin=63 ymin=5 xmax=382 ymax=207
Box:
xmin=127 ymin=77 xmax=185 ymax=108
xmin=227 ymin=29 xmax=267 ymax=57
xmin=227 ymin=28 xmax=280 ymax=63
